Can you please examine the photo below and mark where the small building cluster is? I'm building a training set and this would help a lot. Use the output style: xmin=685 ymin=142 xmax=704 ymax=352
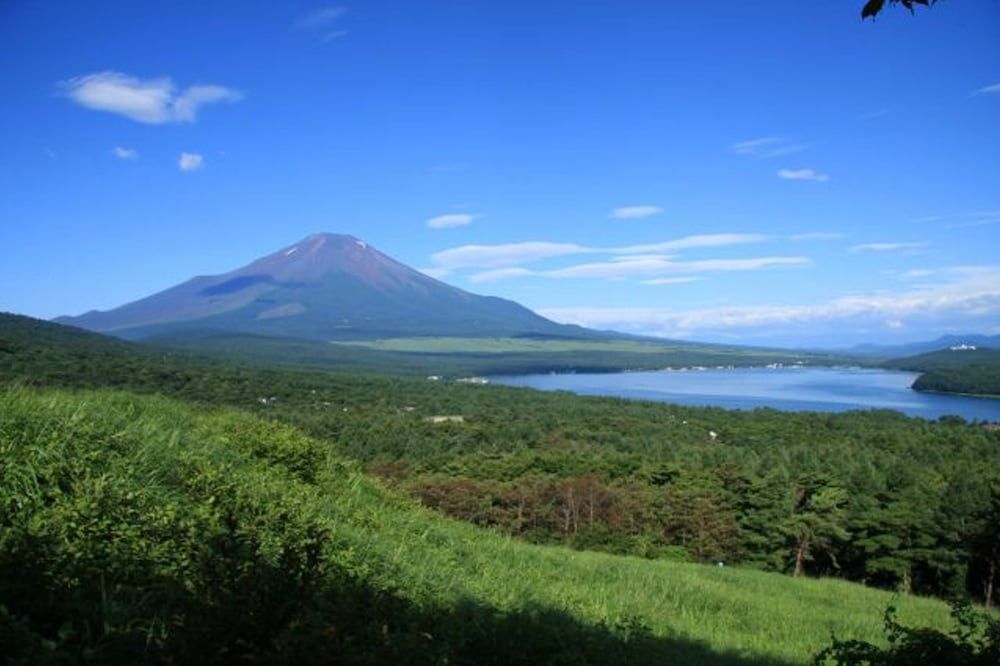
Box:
xmin=424 ymin=415 xmax=465 ymax=424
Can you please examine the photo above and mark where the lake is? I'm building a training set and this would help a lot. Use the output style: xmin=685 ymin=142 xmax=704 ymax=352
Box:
xmin=491 ymin=367 xmax=1000 ymax=421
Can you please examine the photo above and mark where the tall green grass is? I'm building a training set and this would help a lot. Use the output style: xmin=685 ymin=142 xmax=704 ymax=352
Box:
xmin=0 ymin=387 xmax=953 ymax=664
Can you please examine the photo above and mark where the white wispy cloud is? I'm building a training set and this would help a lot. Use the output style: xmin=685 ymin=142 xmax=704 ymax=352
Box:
xmin=296 ymin=6 xmax=348 ymax=40
xmin=430 ymin=234 xmax=766 ymax=271
xmin=463 ymin=255 xmax=805 ymax=283
xmin=849 ymin=241 xmax=928 ymax=254
xmin=61 ymin=71 xmax=242 ymax=124
xmin=615 ymin=233 xmax=767 ymax=254
xmin=790 ymin=232 xmax=844 ymax=241
xmin=947 ymin=210 xmax=1000 ymax=229
xmin=544 ymin=256 xmax=808 ymax=280
xmin=427 ymin=213 xmax=477 ymax=229
xmin=973 ymin=82 xmax=1000 ymax=95
xmin=910 ymin=210 xmax=1000 ymax=229
xmin=431 ymin=242 xmax=589 ymax=270
xmin=113 ymin=146 xmax=138 ymax=160
xmin=732 ymin=137 xmax=807 ymax=158
xmin=777 ymin=168 xmax=829 ymax=182
xmin=469 ymin=267 xmax=535 ymax=283
xmin=899 ymin=269 xmax=935 ymax=280
xmin=297 ymin=6 xmax=347 ymax=28
xmin=538 ymin=266 xmax=1000 ymax=340
xmin=610 ymin=205 xmax=663 ymax=220
xmin=178 ymin=152 xmax=203 ymax=171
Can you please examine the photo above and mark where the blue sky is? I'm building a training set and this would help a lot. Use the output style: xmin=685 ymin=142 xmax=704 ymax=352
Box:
xmin=1 ymin=0 xmax=998 ymax=346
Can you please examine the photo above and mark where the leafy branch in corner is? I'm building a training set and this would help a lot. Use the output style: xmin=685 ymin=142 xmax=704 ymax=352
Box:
xmin=862 ymin=0 xmax=938 ymax=19
xmin=815 ymin=599 xmax=1000 ymax=665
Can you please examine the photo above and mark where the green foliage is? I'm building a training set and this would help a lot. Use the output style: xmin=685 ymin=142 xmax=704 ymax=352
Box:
xmin=862 ymin=0 xmax=937 ymax=20
xmin=815 ymin=600 xmax=1000 ymax=665
xmin=782 ymin=480 xmax=850 ymax=577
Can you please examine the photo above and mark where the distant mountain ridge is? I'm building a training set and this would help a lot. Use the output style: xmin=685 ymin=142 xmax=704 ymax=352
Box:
xmin=841 ymin=334 xmax=1000 ymax=358
xmin=56 ymin=233 xmax=597 ymax=341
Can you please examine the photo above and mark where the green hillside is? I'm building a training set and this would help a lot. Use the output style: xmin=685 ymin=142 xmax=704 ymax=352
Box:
xmin=884 ymin=347 xmax=1000 ymax=398
xmin=1 ymin=387 xmax=954 ymax=665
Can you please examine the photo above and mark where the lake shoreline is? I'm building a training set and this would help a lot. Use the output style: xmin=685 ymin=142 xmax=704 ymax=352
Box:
xmin=491 ymin=367 xmax=1000 ymax=422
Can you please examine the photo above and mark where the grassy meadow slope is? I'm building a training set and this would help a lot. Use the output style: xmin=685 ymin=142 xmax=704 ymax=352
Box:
xmin=0 ymin=387 xmax=954 ymax=665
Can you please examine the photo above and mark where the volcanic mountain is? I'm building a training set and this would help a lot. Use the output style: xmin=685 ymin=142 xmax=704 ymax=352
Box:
xmin=57 ymin=233 xmax=592 ymax=341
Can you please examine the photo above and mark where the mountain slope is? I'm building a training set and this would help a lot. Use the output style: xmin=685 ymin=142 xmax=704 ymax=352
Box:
xmin=57 ymin=233 xmax=593 ymax=341
xmin=841 ymin=334 xmax=1000 ymax=358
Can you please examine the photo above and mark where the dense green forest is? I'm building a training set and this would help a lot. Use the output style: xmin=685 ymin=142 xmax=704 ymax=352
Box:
xmin=885 ymin=348 xmax=1000 ymax=397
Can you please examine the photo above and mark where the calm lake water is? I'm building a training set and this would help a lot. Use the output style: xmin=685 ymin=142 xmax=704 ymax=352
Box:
xmin=491 ymin=367 xmax=1000 ymax=421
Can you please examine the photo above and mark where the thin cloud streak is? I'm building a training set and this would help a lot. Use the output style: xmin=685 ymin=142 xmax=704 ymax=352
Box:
xmin=295 ymin=6 xmax=348 ymax=41
xmin=731 ymin=137 xmax=807 ymax=158
xmin=469 ymin=268 xmax=535 ymax=283
xmin=777 ymin=168 xmax=828 ymax=182
xmin=545 ymin=256 xmax=808 ymax=280
xmin=427 ymin=213 xmax=477 ymax=229
xmin=467 ymin=256 xmax=807 ymax=282
xmin=617 ymin=234 xmax=767 ymax=255
xmin=610 ymin=205 xmax=663 ymax=220
xmin=432 ymin=241 xmax=587 ymax=270
xmin=849 ymin=242 xmax=928 ymax=254
xmin=296 ymin=6 xmax=347 ymax=28
xmin=790 ymin=232 xmax=844 ymax=241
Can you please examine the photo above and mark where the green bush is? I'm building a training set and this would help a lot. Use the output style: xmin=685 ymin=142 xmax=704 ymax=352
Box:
xmin=816 ymin=601 xmax=1000 ymax=665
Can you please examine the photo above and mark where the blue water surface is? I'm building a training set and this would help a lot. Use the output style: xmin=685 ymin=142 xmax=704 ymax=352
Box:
xmin=491 ymin=367 xmax=1000 ymax=421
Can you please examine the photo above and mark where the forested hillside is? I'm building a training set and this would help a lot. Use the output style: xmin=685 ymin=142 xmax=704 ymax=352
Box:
xmin=885 ymin=348 xmax=1000 ymax=397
